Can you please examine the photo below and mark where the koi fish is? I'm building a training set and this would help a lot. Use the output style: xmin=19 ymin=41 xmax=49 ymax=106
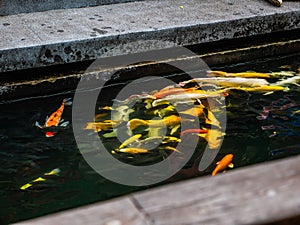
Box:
xmin=119 ymin=134 xmax=142 ymax=149
xmin=153 ymin=87 xmax=191 ymax=99
xmin=84 ymin=120 xmax=119 ymax=132
xmin=131 ymin=136 xmax=181 ymax=149
xmin=212 ymin=154 xmax=234 ymax=176
xmin=127 ymin=115 xmax=183 ymax=130
xmin=181 ymin=129 xmax=208 ymax=135
xmin=234 ymin=85 xmax=286 ymax=92
xmin=117 ymin=147 xmax=150 ymax=154
xmin=35 ymin=98 xmax=71 ymax=137
xmin=180 ymin=77 xmax=269 ymax=88
xmin=20 ymin=168 xmax=60 ymax=190
xmin=152 ymin=90 xmax=227 ymax=106
xmin=208 ymin=71 xmax=270 ymax=78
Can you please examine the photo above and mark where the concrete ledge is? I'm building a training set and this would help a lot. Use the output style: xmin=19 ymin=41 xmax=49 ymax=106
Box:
xmin=1 ymin=0 xmax=300 ymax=72
xmin=16 ymin=155 xmax=300 ymax=225
xmin=0 ymin=0 xmax=148 ymax=16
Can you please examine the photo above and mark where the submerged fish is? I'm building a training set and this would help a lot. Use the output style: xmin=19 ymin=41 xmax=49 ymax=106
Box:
xmin=35 ymin=98 xmax=71 ymax=137
xmin=127 ymin=115 xmax=184 ymax=130
xmin=232 ymin=85 xmax=286 ymax=93
xmin=20 ymin=168 xmax=61 ymax=190
xmin=181 ymin=129 xmax=208 ymax=135
xmin=180 ymin=77 xmax=269 ymax=88
xmin=152 ymin=90 xmax=227 ymax=106
xmin=212 ymin=154 xmax=234 ymax=176
xmin=117 ymin=147 xmax=150 ymax=154
xmin=84 ymin=120 xmax=119 ymax=132
xmin=119 ymin=134 xmax=142 ymax=149
xmin=208 ymin=71 xmax=270 ymax=78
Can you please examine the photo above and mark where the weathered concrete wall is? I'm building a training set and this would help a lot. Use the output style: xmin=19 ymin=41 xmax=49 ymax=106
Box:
xmin=1 ymin=0 xmax=300 ymax=72
xmin=0 ymin=0 xmax=148 ymax=15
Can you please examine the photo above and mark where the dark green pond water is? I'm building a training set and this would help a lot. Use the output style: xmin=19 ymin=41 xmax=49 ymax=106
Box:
xmin=1 ymin=54 xmax=300 ymax=224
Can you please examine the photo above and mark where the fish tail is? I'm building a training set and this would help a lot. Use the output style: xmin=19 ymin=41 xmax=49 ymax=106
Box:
xmin=63 ymin=98 xmax=72 ymax=106
xmin=45 ymin=168 xmax=61 ymax=176
xmin=35 ymin=121 xmax=43 ymax=128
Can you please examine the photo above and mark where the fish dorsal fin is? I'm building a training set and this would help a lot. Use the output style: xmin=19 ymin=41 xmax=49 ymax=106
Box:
xmin=216 ymin=161 xmax=220 ymax=165
xmin=228 ymin=163 xmax=234 ymax=168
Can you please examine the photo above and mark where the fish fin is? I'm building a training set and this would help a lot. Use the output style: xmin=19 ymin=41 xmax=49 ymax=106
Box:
xmin=45 ymin=168 xmax=61 ymax=176
xmin=228 ymin=163 xmax=234 ymax=168
xmin=263 ymin=91 xmax=274 ymax=96
xmin=216 ymin=161 xmax=220 ymax=165
xmin=35 ymin=121 xmax=43 ymax=128
xmin=60 ymin=121 xmax=69 ymax=127
xmin=45 ymin=132 xmax=55 ymax=138
xmin=63 ymin=98 xmax=72 ymax=106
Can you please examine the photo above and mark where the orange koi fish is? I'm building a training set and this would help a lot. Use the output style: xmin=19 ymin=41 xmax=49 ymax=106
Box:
xmin=211 ymin=154 xmax=234 ymax=176
xmin=35 ymin=98 xmax=71 ymax=137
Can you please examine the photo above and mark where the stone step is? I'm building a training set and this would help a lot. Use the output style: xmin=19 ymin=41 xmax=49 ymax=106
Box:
xmin=0 ymin=0 xmax=148 ymax=16
xmin=1 ymin=0 xmax=300 ymax=73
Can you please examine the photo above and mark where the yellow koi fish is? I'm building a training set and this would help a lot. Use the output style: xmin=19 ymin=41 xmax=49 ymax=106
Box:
xmin=117 ymin=147 xmax=149 ymax=154
xmin=212 ymin=154 xmax=234 ymax=176
xmin=84 ymin=120 xmax=119 ymax=132
xmin=119 ymin=134 xmax=142 ymax=149
xmin=234 ymin=85 xmax=286 ymax=92
xmin=208 ymin=71 xmax=270 ymax=78
xmin=127 ymin=115 xmax=184 ymax=131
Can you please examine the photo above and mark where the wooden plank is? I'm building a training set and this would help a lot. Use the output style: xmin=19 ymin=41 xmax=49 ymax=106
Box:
xmin=133 ymin=155 xmax=300 ymax=225
xmin=16 ymin=197 xmax=150 ymax=225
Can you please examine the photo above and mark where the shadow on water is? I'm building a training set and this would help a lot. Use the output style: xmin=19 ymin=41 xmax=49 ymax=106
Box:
xmin=0 ymin=54 xmax=300 ymax=224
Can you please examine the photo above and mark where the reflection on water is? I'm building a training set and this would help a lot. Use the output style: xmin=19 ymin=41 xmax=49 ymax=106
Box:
xmin=0 ymin=56 xmax=300 ymax=224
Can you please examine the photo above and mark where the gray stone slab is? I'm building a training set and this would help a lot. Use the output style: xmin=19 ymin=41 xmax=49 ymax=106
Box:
xmin=0 ymin=0 xmax=149 ymax=16
xmin=1 ymin=0 xmax=300 ymax=72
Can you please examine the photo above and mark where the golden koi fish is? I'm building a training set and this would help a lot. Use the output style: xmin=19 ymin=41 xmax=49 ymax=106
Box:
xmin=127 ymin=115 xmax=184 ymax=131
xmin=119 ymin=134 xmax=142 ymax=149
xmin=208 ymin=71 xmax=270 ymax=78
xmin=234 ymin=85 xmax=286 ymax=92
xmin=84 ymin=120 xmax=119 ymax=132
xmin=117 ymin=147 xmax=149 ymax=154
